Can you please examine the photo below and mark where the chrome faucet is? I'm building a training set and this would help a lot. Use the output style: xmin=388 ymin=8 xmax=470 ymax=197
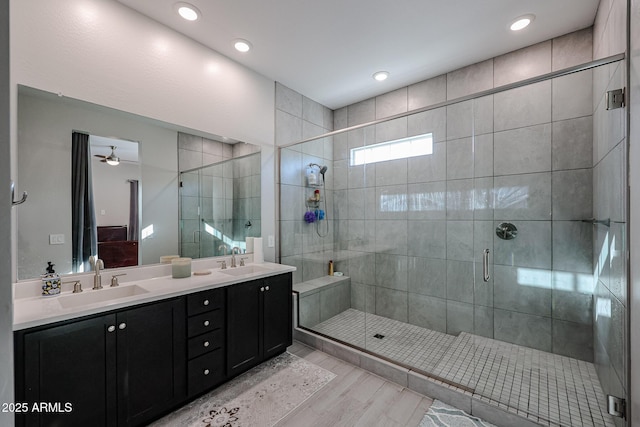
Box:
xmin=92 ymin=257 xmax=104 ymax=290
xmin=231 ymin=246 xmax=241 ymax=268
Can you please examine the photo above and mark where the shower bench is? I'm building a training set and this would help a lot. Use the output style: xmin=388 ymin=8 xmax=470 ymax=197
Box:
xmin=293 ymin=275 xmax=351 ymax=328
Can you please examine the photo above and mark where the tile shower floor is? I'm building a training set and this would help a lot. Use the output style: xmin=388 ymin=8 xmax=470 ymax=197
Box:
xmin=310 ymin=308 xmax=615 ymax=427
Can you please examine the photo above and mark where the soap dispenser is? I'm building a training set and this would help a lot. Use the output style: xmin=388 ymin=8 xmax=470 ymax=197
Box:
xmin=41 ymin=261 xmax=61 ymax=297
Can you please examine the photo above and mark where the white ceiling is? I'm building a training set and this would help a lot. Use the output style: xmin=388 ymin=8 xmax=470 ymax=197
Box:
xmin=117 ymin=0 xmax=600 ymax=109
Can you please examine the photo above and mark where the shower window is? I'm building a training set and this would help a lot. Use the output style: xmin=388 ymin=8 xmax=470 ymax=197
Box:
xmin=349 ymin=132 xmax=433 ymax=166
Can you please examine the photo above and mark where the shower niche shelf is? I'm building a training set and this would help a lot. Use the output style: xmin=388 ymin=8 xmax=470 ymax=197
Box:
xmin=305 ymin=199 xmax=322 ymax=208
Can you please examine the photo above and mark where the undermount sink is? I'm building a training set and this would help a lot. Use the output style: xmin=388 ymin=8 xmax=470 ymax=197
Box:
xmin=58 ymin=285 xmax=150 ymax=309
xmin=219 ymin=265 xmax=271 ymax=276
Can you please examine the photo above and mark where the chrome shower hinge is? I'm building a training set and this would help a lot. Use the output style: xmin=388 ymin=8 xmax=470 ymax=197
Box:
xmin=607 ymin=394 xmax=626 ymax=418
xmin=606 ymin=88 xmax=625 ymax=110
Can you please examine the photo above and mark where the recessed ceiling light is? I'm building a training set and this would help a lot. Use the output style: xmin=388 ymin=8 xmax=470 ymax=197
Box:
xmin=175 ymin=3 xmax=200 ymax=21
xmin=234 ymin=39 xmax=252 ymax=53
xmin=373 ymin=71 xmax=389 ymax=82
xmin=510 ymin=14 xmax=535 ymax=31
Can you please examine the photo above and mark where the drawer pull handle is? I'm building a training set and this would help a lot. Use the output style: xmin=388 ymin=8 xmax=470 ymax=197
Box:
xmin=203 ymin=299 xmax=210 ymax=306
xmin=204 ymin=369 xmax=210 ymax=375
xmin=204 ymin=341 xmax=210 ymax=347
xmin=118 ymin=323 xmax=126 ymax=330
xmin=108 ymin=325 xmax=116 ymax=333
xmin=265 ymin=286 xmax=270 ymax=291
xmin=260 ymin=287 xmax=264 ymax=292
xmin=203 ymin=320 xmax=210 ymax=327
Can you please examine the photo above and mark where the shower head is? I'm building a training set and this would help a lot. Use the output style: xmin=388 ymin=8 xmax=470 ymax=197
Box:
xmin=309 ymin=163 xmax=328 ymax=175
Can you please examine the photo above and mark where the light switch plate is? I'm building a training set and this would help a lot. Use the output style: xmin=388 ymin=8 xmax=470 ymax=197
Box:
xmin=268 ymin=235 xmax=275 ymax=247
xmin=49 ymin=234 xmax=65 ymax=245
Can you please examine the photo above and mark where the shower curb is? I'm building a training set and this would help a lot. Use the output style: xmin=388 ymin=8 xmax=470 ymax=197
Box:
xmin=294 ymin=327 xmax=544 ymax=427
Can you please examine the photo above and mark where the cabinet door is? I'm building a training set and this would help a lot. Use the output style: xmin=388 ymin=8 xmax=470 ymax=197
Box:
xmin=17 ymin=314 xmax=117 ymax=427
xmin=263 ymin=273 xmax=293 ymax=358
xmin=226 ymin=279 xmax=262 ymax=377
xmin=116 ymin=298 xmax=186 ymax=427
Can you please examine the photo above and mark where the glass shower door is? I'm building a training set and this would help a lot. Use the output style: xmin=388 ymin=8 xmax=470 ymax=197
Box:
xmin=409 ymin=94 xmax=487 ymax=392
xmin=179 ymin=162 xmax=227 ymax=259
xmin=468 ymin=63 xmax=627 ymax=427
xmin=198 ymin=165 xmax=216 ymax=258
xmin=179 ymin=170 xmax=201 ymax=258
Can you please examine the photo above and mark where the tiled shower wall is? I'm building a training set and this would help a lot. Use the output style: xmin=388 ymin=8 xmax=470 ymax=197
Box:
xmin=329 ymin=28 xmax=597 ymax=361
xmin=278 ymin=26 xmax=628 ymax=367
xmin=591 ymin=0 xmax=628 ymax=423
xmin=277 ymin=83 xmax=335 ymax=284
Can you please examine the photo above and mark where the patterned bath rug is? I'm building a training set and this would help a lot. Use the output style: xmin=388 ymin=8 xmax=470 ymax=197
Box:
xmin=420 ymin=400 xmax=497 ymax=427
xmin=151 ymin=352 xmax=336 ymax=427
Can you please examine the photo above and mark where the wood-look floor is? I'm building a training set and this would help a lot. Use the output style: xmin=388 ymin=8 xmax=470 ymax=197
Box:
xmin=275 ymin=341 xmax=434 ymax=427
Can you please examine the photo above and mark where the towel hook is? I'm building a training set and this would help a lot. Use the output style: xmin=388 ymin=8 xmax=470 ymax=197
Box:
xmin=11 ymin=181 xmax=28 ymax=206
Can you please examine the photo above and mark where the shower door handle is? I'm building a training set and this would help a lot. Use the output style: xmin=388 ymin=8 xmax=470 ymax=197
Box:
xmin=482 ymin=249 xmax=490 ymax=282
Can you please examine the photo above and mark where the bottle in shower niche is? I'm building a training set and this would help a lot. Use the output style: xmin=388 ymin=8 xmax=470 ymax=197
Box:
xmin=328 ymin=260 xmax=334 ymax=276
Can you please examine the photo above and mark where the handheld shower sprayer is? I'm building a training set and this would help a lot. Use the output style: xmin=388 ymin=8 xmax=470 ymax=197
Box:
xmin=307 ymin=163 xmax=329 ymax=237
xmin=309 ymin=163 xmax=328 ymax=181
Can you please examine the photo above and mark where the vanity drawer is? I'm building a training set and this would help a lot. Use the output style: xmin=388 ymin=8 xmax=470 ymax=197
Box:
xmin=187 ymin=288 xmax=224 ymax=316
xmin=188 ymin=348 xmax=225 ymax=396
xmin=188 ymin=329 xmax=224 ymax=360
xmin=187 ymin=309 xmax=224 ymax=338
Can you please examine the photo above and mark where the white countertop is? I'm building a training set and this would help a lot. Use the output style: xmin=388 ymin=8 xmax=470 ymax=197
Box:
xmin=14 ymin=262 xmax=295 ymax=331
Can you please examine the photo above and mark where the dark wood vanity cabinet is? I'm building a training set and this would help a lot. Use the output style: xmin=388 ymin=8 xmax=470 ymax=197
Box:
xmin=115 ymin=299 xmax=186 ymax=426
xmin=14 ymin=298 xmax=186 ymax=427
xmin=14 ymin=271 xmax=292 ymax=426
xmin=262 ymin=273 xmax=293 ymax=358
xmin=226 ymin=273 xmax=292 ymax=378
xmin=15 ymin=314 xmax=117 ymax=427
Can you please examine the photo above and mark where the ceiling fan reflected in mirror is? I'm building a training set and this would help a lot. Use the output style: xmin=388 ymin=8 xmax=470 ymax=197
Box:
xmin=90 ymin=136 xmax=139 ymax=166
xmin=94 ymin=145 xmax=120 ymax=166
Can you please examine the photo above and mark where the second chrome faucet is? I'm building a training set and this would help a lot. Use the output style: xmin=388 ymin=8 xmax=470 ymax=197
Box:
xmin=90 ymin=256 xmax=104 ymax=290
xmin=230 ymin=246 xmax=241 ymax=268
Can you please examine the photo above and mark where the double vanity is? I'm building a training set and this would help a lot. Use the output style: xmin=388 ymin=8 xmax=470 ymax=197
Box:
xmin=12 ymin=260 xmax=294 ymax=427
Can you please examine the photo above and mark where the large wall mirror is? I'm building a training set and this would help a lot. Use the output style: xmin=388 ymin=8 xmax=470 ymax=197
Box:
xmin=17 ymin=85 xmax=261 ymax=280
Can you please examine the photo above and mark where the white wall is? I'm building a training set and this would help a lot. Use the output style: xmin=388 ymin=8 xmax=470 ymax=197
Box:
xmin=629 ymin=0 xmax=639 ymax=423
xmin=10 ymin=0 xmax=274 ymax=147
xmin=92 ymin=158 xmax=140 ymax=229
xmin=0 ymin=0 xmax=13 ymax=424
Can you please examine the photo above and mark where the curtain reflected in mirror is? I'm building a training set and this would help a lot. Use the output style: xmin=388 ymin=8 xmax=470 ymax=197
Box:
xmin=71 ymin=132 xmax=97 ymax=273
xmin=128 ymin=180 xmax=139 ymax=241
xmin=71 ymin=132 xmax=142 ymax=273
